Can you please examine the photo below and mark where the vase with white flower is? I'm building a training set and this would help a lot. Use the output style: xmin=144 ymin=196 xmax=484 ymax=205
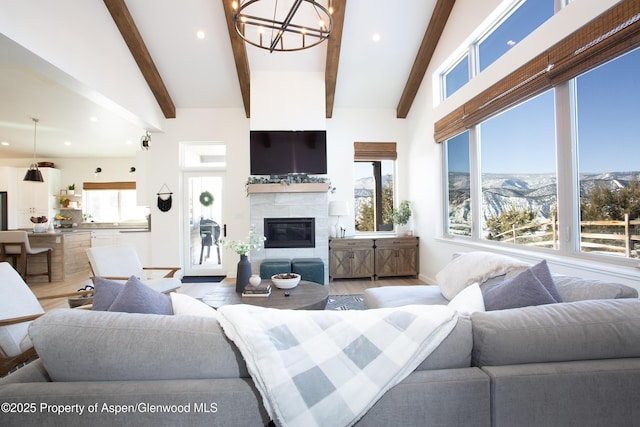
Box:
xmin=219 ymin=225 xmax=266 ymax=292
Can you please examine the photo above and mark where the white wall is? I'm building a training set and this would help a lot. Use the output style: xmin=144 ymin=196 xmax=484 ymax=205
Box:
xmin=404 ymin=0 xmax=639 ymax=289
xmin=143 ymin=108 xmax=249 ymax=273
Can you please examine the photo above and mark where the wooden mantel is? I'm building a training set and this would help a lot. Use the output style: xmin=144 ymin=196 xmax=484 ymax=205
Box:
xmin=247 ymin=183 xmax=329 ymax=194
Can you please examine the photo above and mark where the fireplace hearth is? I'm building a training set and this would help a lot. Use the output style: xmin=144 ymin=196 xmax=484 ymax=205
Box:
xmin=264 ymin=217 xmax=315 ymax=248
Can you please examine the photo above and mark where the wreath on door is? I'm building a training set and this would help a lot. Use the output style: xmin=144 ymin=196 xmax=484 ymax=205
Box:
xmin=199 ymin=191 xmax=214 ymax=207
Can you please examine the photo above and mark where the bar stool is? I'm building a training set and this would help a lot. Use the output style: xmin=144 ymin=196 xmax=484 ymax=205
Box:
xmin=0 ymin=231 xmax=52 ymax=282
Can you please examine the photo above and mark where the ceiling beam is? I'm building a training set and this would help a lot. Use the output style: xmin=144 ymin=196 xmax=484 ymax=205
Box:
xmin=325 ymin=0 xmax=347 ymax=119
xmin=103 ymin=0 xmax=176 ymax=119
xmin=396 ymin=0 xmax=456 ymax=119
xmin=222 ymin=0 xmax=251 ymax=118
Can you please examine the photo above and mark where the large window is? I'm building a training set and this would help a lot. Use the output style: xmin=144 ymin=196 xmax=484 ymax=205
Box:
xmin=353 ymin=142 xmax=397 ymax=233
xmin=576 ymin=48 xmax=640 ymax=258
xmin=480 ymin=90 xmax=557 ymax=246
xmin=445 ymin=131 xmax=471 ymax=236
xmin=443 ymin=41 xmax=640 ymax=260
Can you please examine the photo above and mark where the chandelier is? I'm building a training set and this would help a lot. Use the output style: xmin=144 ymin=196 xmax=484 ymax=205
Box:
xmin=232 ymin=0 xmax=333 ymax=52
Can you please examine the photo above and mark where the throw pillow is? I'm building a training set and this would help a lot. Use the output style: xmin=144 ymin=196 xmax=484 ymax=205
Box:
xmin=448 ymin=283 xmax=485 ymax=316
xmin=529 ymin=260 xmax=563 ymax=302
xmin=170 ymin=292 xmax=217 ymax=318
xmin=482 ymin=268 xmax=557 ymax=311
xmin=92 ymin=277 xmax=125 ymax=311
xmin=108 ymin=276 xmax=173 ymax=315
xmin=436 ymin=251 xmax=531 ymax=300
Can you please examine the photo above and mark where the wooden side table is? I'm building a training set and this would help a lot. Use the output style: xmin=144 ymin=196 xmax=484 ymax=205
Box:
xmin=201 ymin=278 xmax=328 ymax=310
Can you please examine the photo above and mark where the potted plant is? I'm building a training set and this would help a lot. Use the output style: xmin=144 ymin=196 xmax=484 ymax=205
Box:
xmin=67 ymin=183 xmax=75 ymax=196
xmin=391 ymin=200 xmax=413 ymax=235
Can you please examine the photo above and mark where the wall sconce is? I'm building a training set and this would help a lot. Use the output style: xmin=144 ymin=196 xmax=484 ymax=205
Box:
xmin=94 ymin=167 xmax=102 ymax=177
xmin=129 ymin=166 xmax=136 ymax=176
xmin=141 ymin=131 xmax=151 ymax=150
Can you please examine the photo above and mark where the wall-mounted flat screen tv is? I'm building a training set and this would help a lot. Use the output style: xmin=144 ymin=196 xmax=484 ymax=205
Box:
xmin=250 ymin=130 xmax=327 ymax=176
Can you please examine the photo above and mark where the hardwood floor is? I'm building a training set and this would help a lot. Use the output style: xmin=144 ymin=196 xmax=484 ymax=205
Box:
xmin=27 ymin=273 xmax=429 ymax=312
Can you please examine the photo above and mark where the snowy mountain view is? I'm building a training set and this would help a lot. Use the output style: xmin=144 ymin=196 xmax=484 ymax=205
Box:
xmin=448 ymin=171 xmax=640 ymax=257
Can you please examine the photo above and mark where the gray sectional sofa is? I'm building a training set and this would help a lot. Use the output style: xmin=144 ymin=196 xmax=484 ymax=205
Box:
xmin=1 ymin=249 xmax=639 ymax=426
xmin=2 ymin=292 xmax=640 ymax=426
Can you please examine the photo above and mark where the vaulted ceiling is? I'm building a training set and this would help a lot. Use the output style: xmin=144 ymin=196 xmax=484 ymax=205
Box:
xmin=0 ymin=0 xmax=454 ymax=159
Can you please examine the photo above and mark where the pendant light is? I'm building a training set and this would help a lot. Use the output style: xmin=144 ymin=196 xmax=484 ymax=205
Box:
xmin=23 ymin=118 xmax=44 ymax=182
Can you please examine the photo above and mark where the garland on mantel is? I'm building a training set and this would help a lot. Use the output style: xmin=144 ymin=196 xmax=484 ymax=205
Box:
xmin=245 ymin=175 xmax=335 ymax=194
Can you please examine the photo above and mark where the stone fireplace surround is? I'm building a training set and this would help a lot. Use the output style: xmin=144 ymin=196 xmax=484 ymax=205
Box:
xmin=249 ymin=187 xmax=329 ymax=284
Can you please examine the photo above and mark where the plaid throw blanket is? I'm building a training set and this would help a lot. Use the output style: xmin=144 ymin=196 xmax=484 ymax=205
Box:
xmin=217 ymin=304 xmax=458 ymax=427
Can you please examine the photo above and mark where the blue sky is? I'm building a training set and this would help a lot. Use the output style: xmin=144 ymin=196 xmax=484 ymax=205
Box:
xmin=479 ymin=47 xmax=640 ymax=175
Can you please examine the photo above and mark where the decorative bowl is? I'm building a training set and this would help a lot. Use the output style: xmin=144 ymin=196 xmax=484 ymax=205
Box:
xmin=271 ymin=273 xmax=301 ymax=289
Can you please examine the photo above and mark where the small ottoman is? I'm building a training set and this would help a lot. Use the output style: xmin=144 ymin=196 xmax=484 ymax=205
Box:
xmin=291 ymin=258 xmax=325 ymax=285
xmin=260 ymin=259 xmax=291 ymax=280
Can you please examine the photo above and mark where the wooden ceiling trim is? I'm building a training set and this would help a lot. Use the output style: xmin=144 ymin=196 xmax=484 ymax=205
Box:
xmin=396 ymin=0 xmax=456 ymax=119
xmin=325 ymin=0 xmax=347 ymax=119
xmin=103 ymin=0 xmax=176 ymax=119
xmin=222 ymin=0 xmax=251 ymax=118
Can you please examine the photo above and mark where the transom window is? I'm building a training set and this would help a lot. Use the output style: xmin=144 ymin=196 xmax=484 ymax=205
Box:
xmin=441 ymin=0 xmax=555 ymax=101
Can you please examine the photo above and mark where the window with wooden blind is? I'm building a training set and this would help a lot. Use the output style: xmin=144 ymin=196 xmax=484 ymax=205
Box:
xmin=354 ymin=142 xmax=396 ymax=232
xmin=83 ymin=182 xmax=148 ymax=223
xmin=439 ymin=1 xmax=640 ymax=264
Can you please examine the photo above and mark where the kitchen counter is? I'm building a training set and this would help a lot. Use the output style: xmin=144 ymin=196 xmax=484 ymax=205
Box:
xmin=27 ymin=231 xmax=92 ymax=282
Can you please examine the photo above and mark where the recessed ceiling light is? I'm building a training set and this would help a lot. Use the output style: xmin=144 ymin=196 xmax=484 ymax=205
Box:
xmin=196 ymin=30 xmax=205 ymax=39
xmin=64 ymin=141 xmax=71 ymax=146
xmin=90 ymin=116 xmax=98 ymax=122
xmin=372 ymin=33 xmax=381 ymax=42
xmin=1 ymin=141 xmax=9 ymax=146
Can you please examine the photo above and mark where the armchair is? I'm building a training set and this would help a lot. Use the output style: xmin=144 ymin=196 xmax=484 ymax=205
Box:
xmin=86 ymin=244 xmax=181 ymax=294
xmin=0 ymin=262 xmax=92 ymax=377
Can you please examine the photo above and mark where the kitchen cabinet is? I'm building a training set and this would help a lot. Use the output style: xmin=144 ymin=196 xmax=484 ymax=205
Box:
xmin=17 ymin=168 xmax=61 ymax=228
xmin=329 ymin=238 xmax=374 ymax=280
xmin=374 ymin=236 xmax=419 ymax=278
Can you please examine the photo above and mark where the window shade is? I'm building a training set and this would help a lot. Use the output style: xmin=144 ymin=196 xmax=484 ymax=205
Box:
xmin=434 ymin=0 xmax=640 ymax=143
xmin=354 ymin=142 xmax=397 ymax=161
xmin=83 ymin=182 xmax=136 ymax=190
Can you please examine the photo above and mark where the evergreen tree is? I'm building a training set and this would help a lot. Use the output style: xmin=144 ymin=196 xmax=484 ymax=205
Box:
xmin=486 ymin=207 xmax=537 ymax=240
xmin=581 ymin=175 xmax=640 ymax=221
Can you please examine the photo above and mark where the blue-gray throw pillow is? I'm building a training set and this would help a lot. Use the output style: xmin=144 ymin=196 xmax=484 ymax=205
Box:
xmin=92 ymin=277 xmax=125 ymax=311
xmin=530 ymin=260 xmax=563 ymax=302
xmin=483 ymin=268 xmax=557 ymax=311
xmin=107 ymin=276 xmax=173 ymax=315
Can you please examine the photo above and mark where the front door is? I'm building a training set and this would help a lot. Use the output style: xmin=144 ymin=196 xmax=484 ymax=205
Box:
xmin=182 ymin=173 xmax=225 ymax=277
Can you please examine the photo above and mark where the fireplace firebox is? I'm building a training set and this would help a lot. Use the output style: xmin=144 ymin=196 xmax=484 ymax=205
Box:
xmin=264 ymin=217 xmax=315 ymax=248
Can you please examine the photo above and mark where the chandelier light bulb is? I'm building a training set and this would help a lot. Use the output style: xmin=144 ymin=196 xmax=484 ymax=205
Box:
xmin=232 ymin=1 xmax=238 ymax=10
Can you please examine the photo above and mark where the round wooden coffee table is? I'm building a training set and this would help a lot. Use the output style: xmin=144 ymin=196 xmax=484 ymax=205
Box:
xmin=201 ymin=278 xmax=328 ymax=310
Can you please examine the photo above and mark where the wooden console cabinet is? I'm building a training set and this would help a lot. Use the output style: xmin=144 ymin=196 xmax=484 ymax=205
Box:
xmin=329 ymin=236 xmax=419 ymax=280
xmin=329 ymin=238 xmax=374 ymax=280
xmin=374 ymin=237 xmax=419 ymax=278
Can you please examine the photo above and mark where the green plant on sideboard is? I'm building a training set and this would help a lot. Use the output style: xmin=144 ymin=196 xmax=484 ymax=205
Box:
xmin=391 ymin=200 xmax=412 ymax=225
